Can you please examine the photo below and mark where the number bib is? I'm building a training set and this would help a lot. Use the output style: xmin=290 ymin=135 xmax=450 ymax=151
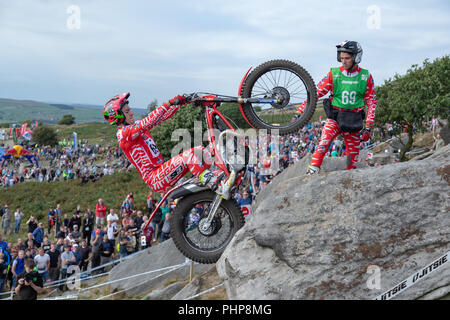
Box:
xmin=331 ymin=67 xmax=369 ymax=110
xmin=144 ymin=136 xmax=160 ymax=158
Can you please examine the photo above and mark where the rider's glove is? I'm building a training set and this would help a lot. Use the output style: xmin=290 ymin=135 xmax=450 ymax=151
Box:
xmin=169 ymin=95 xmax=187 ymax=106
xmin=361 ymin=128 xmax=371 ymax=142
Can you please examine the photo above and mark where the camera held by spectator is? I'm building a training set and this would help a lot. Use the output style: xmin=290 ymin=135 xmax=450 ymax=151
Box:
xmin=15 ymin=258 xmax=44 ymax=300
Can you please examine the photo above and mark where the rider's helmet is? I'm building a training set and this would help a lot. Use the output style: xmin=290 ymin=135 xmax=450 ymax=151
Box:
xmin=103 ymin=92 xmax=130 ymax=125
xmin=336 ymin=41 xmax=363 ymax=64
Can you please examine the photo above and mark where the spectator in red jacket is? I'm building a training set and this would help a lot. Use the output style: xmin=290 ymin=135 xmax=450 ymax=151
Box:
xmin=95 ymin=199 xmax=107 ymax=227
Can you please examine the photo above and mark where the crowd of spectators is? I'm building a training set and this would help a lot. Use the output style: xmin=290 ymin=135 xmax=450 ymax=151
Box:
xmin=0 ymin=192 xmax=179 ymax=298
xmin=0 ymin=140 xmax=133 ymax=189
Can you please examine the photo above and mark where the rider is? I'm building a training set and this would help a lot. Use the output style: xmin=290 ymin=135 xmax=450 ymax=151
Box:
xmin=296 ymin=40 xmax=377 ymax=174
xmin=103 ymin=92 xmax=228 ymax=198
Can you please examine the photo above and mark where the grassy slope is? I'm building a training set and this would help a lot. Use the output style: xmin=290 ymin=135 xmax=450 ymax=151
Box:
xmin=55 ymin=122 xmax=118 ymax=147
xmin=258 ymin=100 xmax=326 ymax=125
xmin=1 ymin=170 xmax=150 ymax=242
xmin=0 ymin=98 xmax=104 ymax=124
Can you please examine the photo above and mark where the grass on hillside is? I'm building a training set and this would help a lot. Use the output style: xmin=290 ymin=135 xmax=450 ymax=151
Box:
xmin=55 ymin=122 xmax=118 ymax=147
xmin=1 ymin=170 xmax=151 ymax=243
xmin=0 ymin=99 xmax=104 ymax=124
xmin=257 ymin=101 xmax=326 ymax=128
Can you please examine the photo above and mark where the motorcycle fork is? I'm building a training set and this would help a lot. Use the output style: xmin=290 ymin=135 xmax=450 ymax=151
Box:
xmin=199 ymin=171 xmax=236 ymax=232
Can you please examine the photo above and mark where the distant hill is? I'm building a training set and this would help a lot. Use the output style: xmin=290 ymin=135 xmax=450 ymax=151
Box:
xmin=70 ymin=102 xmax=148 ymax=115
xmin=0 ymin=98 xmax=148 ymax=124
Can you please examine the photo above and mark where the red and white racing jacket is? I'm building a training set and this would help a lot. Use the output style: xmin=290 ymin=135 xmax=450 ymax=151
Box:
xmin=117 ymin=102 xmax=180 ymax=182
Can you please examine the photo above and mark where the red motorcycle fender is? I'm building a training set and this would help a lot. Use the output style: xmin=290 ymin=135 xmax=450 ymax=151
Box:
xmin=238 ymin=67 xmax=257 ymax=129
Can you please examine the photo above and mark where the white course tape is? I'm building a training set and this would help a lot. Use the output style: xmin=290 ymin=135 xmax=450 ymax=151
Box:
xmin=79 ymin=261 xmax=188 ymax=293
xmin=184 ymin=283 xmax=224 ymax=300
xmin=95 ymin=264 xmax=185 ymax=300
xmin=42 ymin=251 xmax=141 ymax=289
xmin=374 ymin=250 xmax=449 ymax=300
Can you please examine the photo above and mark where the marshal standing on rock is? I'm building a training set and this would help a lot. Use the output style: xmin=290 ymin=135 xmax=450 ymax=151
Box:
xmin=296 ymin=41 xmax=378 ymax=174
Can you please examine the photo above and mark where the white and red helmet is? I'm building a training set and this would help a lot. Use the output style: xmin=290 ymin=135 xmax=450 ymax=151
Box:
xmin=103 ymin=92 xmax=130 ymax=125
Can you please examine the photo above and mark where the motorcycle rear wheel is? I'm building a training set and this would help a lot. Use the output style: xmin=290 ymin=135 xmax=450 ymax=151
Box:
xmin=240 ymin=59 xmax=317 ymax=135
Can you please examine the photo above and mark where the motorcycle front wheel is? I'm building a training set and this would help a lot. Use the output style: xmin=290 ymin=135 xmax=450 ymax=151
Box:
xmin=170 ymin=190 xmax=245 ymax=264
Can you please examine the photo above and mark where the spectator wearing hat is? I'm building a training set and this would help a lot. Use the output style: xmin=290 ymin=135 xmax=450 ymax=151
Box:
xmin=72 ymin=243 xmax=82 ymax=267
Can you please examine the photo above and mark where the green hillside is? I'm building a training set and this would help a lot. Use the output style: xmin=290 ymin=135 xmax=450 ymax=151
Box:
xmin=55 ymin=122 xmax=118 ymax=146
xmin=1 ymin=170 xmax=152 ymax=242
xmin=0 ymin=98 xmax=105 ymax=124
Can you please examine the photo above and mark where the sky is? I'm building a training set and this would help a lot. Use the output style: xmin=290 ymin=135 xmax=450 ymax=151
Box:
xmin=0 ymin=0 xmax=449 ymax=109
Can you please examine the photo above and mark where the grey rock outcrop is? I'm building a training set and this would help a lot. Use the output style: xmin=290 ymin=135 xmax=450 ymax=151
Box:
xmin=108 ymin=239 xmax=213 ymax=297
xmin=217 ymin=144 xmax=450 ymax=300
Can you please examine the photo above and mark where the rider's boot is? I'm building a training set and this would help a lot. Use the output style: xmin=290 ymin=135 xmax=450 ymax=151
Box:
xmin=198 ymin=169 xmax=230 ymax=200
xmin=306 ymin=164 xmax=320 ymax=175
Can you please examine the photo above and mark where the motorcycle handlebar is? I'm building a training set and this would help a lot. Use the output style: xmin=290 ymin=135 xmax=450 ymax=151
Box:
xmin=183 ymin=93 xmax=263 ymax=105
